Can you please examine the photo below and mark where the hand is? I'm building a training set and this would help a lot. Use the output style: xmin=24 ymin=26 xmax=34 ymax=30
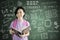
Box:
xmin=19 ymin=34 xmax=25 ymax=38
xmin=9 ymin=29 xmax=15 ymax=34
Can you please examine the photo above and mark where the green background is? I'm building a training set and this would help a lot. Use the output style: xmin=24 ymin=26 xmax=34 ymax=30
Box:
xmin=0 ymin=0 xmax=60 ymax=40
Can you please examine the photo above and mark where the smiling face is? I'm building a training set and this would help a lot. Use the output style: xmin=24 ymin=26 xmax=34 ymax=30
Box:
xmin=16 ymin=9 xmax=25 ymax=18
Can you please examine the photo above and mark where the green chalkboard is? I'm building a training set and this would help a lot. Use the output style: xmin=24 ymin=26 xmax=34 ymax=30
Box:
xmin=0 ymin=0 xmax=60 ymax=40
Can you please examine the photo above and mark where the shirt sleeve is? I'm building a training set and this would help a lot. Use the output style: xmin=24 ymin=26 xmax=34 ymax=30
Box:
xmin=26 ymin=21 xmax=31 ymax=30
xmin=27 ymin=21 xmax=30 ymax=27
xmin=9 ymin=21 xmax=13 ymax=28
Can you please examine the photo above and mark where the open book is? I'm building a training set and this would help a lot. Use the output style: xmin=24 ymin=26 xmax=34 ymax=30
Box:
xmin=11 ymin=26 xmax=30 ymax=37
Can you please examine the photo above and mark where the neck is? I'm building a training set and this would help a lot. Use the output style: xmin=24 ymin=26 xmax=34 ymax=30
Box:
xmin=18 ymin=17 xmax=24 ymax=22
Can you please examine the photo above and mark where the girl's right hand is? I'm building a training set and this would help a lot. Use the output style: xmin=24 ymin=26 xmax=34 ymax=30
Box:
xmin=9 ymin=29 xmax=15 ymax=34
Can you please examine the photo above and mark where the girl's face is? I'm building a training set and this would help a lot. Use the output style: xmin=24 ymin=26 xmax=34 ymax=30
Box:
xmin=16 ymin=9 xmax=25 ymax=18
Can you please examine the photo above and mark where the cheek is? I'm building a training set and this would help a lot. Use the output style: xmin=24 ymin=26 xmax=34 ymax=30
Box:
xmin=16 ymin=14 xmax=20 ymax=17
xmin=16 ymin=14 xmax=18 ymax=17
xmin=21 ymin=13 xmax=24 ymax=16
xmin=23 ymin=13 xmax=25 ymax=16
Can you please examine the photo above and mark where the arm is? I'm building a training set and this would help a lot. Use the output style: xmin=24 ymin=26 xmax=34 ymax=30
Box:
xmin=9 ymin=21 xmax=15 ymax=34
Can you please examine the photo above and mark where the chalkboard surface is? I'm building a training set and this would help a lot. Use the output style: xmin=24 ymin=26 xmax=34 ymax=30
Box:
xmin=0 ymin=0 xmax=60 ymax=40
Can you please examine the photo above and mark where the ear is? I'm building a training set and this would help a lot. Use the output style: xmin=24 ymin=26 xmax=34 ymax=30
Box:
xmin=23 ymin=12 xmax=25 ymax=16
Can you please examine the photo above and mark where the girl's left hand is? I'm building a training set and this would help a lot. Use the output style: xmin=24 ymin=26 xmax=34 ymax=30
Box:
xmin=19 ymin=33 xmax=25 ymax=38
xmin=19 ymin=31 xmax=29 ymax=38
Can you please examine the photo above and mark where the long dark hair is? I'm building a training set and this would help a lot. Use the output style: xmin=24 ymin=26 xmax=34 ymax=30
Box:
xmin=15 ymin=6 xmax=25 ymax=15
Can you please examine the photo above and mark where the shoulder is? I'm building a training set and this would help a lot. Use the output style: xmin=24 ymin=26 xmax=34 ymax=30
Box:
xmin=24 ymin=20 xmax=30 ymax=26
xmin=24 ymin=20 xmax=30 ymax=24
xmin=10 ymin=19 xmax=17 ymax=24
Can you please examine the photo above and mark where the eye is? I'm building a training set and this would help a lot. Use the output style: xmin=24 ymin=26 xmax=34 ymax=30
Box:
xmin=20 ymin=12 xmax=21 ymax=13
